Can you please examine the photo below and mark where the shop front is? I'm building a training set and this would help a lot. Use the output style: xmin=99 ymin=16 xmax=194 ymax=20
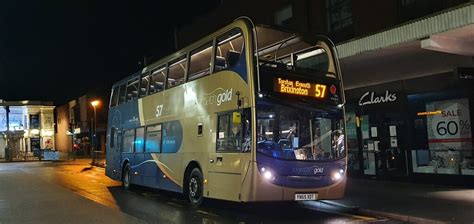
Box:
xmin=0 ymin=101 xmax=55 ymax=161
xmin=346 ymin=73 xmax=474 ymax=184
xmin=335 ymin=4 xmax=474 ymax=185
xmin=346 ymin=81 xmax=409 ymax=178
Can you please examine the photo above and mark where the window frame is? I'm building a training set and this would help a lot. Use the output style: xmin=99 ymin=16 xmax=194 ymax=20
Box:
xmin=110 ymin=86 xmax=119 ymax=108
xmin=166 ymin=55 xmax=187 ymax=89
xmin=148 ymin=64 xmax=167 ymax=95
xmin=145 ymin=124 xmax=162 ymax=153
xmin=118 ymin=83 xmax=127 ymax=105
xmin=139 ymin=72 xmax=151 ymax=98
xmin=125 ymin=77 xmax=140 ymax=102
xmin=122 ymin=128 xmax=135 ymax=153
xmin=216 ymin=110 xmax=245 ymax=153
xmin=134 ymin=127 xmax=145 ymax=153
xmin=214 ymin=28 xmax=244 ymax=73
xmin=187 ymin=41 xmax=214 ymax=81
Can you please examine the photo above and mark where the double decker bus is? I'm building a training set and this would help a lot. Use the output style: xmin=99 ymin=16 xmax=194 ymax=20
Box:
xmin=105 ymin=17 xmax=346 ymax=207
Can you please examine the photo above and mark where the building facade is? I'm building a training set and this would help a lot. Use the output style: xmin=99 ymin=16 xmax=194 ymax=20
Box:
xmin=0 ymin=100 xmax=55 ymax=161
xmin=177 ymin=0 xmax=474 ymax=185
xmin=55 ymin=95 xmax=107 ymax=159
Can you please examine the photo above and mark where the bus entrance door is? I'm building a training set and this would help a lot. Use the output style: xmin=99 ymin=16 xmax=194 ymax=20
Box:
xmin=207 ymin=112 xmax=249 ymax=201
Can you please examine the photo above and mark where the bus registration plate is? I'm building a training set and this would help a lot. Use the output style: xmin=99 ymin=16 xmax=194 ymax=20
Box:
xmin=294 ymin=193 xmax=317 ymax=201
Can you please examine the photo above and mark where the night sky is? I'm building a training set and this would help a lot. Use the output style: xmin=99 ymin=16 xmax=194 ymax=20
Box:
xmin=0 ymin=1 xmax=221 ymax=105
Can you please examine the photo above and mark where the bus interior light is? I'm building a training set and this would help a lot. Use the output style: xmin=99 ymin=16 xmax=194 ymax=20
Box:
xmin=296 ymin=49 xmax=324 ymax=61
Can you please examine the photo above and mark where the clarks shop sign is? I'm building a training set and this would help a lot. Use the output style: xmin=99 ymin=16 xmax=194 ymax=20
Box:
xmin=358 ymin=90 xmax=397 ymax=106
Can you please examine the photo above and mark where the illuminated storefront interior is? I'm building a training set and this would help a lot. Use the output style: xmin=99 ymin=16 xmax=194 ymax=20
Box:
xmin=0 ymin=101 xmax=55 ymax=161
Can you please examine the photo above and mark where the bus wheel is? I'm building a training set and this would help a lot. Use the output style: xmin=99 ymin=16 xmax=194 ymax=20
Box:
xmin=122 ymin=163 xmax=132 ymax=190
xmin=186 ymin=168 xmax=203 ymax=207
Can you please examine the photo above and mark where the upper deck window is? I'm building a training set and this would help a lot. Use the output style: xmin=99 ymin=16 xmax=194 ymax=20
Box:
xmin=126 ymin=78 xmax=139 ymax=101
xmin=167 ymin=56 xmax=186 ymax=88
xmin=118 ymin=84 xmax=126 ymax=104
xmin=214 ymin=28 xmax=244 ymax=72
xmin=110 ymin=86 xmax=119 ymax=107
xmin=256 ymin=26 xmax=334 ymax=78
xmin=149 ymin=66 xmax=166 ymax=94
xmin=188 ymin=42 xmax=213 ymax=81
xmin=139 ymin=73 xmax=150 ymax=97
xmin=294 ymin=48 xmax=329 ymax=74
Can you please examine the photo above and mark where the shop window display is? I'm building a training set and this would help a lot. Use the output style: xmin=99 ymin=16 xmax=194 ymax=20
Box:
xmin=409 ymin=92 xmax=473 ymax=175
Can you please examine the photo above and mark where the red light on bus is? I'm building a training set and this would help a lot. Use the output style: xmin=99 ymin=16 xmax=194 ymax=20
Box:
xmin=330 ymin=85 xmax=337 ymax=95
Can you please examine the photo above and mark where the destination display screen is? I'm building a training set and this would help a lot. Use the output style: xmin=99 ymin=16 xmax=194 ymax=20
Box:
xmin=273 ymin=77 xmax=328 ymax=99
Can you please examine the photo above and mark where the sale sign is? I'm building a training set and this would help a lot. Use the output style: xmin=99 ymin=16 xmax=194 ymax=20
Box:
xmin=426 ymin=98 xmax=472 ymax=151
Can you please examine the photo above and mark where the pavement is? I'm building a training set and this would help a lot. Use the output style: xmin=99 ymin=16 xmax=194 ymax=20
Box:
xmin=330 ymin=177 xmax=474 ymax=224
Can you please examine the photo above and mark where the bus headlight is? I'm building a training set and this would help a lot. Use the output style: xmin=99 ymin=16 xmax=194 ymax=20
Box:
xmin=332 ymin=172 xmax=343 ymax=181
xmin=259 ymin=166 xmax=276 ymax=181
xmin=264 ymin=170 xmax=273 ymax=180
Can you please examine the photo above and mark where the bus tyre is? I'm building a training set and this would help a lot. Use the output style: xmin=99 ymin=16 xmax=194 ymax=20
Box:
xmin=122 ymin=163 xmax=132 ymax=190
xmin=186 ymin=168 xmax=203 ymax=208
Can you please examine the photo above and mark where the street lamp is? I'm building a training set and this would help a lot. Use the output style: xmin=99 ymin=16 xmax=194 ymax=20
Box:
xmin=90 ymin=100 xmax=100 ymax=164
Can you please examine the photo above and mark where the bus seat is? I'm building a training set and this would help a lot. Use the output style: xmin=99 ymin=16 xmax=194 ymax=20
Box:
xmin=190 ymin=68 xmax=210 ymax=80
xmin=227 ymin=50 xmax=240 ymax=67
xmin=214 ymin=56 xmax=227 ymax=72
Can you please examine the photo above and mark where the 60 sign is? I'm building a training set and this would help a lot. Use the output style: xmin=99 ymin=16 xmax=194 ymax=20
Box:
xmin=436 ymin=121 xmax=459 ymax=136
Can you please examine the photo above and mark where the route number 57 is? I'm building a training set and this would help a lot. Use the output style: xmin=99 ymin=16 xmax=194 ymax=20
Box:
xmin=315 ymin=84 xmax=327 ymax=98
xmin=156 ymin=104 xmax=164 ymax=117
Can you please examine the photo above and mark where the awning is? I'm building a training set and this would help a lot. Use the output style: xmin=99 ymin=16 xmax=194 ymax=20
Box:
xmin=336 ymin=3 xmax=474 ymax=90
xmin=336 ymin=3 xmax=474 ymax=59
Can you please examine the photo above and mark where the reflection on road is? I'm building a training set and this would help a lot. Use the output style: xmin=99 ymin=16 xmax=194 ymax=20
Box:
xmin=16 ymin=161 xmax=391 ymax=223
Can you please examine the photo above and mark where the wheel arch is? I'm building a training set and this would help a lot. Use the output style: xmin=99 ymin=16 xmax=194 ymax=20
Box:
xmin=183 ymin=160 xmax=202 ymax=192
xmin=121 ymin=159 xmax=130 ymax=181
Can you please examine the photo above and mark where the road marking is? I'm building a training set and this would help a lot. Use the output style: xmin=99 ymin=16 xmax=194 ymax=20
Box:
xmin=196 ymin=210 xmax=219 ymax=217
xmin=142 ymin=192 xmax=161 ymax=197
xmin=166 ymin=201 xmax=183 ymax=207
